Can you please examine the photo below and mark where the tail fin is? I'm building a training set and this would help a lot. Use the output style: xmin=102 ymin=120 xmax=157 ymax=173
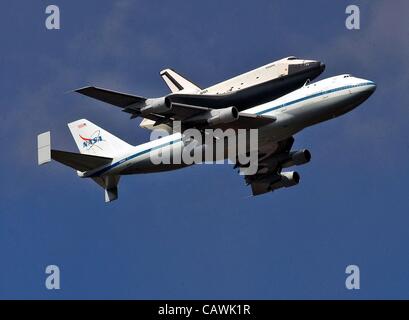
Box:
xmin=160 ymin=68 xmax=201 ymax=93
xmin=68 ymin=119 xmax=132 ymax=158
xmin=37 ymin=129 xmax=120 ymax=203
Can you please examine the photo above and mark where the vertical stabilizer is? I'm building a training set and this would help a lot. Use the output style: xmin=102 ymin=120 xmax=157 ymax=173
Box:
xmin=68 ymin=119 xmax=132 ymax=158
xmin=37 ymin=131 xmax=51 ymax=165
xmin=160 ymin=68 xmax=201 ymax=93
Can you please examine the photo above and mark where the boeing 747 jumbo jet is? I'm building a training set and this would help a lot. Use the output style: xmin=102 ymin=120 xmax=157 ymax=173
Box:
xmin=38 ymin=58 xmax=375 ymax=202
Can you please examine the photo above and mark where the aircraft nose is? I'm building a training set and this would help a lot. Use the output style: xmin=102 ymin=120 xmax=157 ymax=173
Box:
xmin=355 ymin=80 xmax=376 ymax=103
xmin=363 ymin=81 xmax=377 ymax=97
xmin=367 ymin=81 xmax=377 ymax=93
xmin=305 ymin=61 xmax=325 ymax=74
xmin=307 ymin=61 xmax=325 ymax=71
xmin=319 ymin=62 xmax=326 ymax=72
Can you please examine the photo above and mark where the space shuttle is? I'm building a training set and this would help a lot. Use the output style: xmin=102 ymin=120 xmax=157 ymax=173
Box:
xmin=140 ymin=56 xmax=324 ymax=130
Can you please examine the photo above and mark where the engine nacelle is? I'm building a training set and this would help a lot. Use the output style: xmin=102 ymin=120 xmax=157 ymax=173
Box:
xmin=140 ymin=97 xmax=171 ymax=115
xmin=207 ymin=106 xmax=239 ymax=126
xmin=270 ymin=171 xmax=300 ymax=191
xmin=282 ymin=149 xmax=311 ymax=168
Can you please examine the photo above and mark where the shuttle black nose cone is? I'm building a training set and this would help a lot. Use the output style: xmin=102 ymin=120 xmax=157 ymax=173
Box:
xmin=319 ymin=62 xmax=326 ymax=72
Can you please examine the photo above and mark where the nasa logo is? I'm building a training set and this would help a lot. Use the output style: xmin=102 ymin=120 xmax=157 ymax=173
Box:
xmin=79 ymin=130 xmax=104 ymax=150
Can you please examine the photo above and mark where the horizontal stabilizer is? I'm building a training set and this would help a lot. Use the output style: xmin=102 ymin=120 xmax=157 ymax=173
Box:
xmin=75 ymin=86 xmax=146 ymax=108
xmin=38 ymin=131 xmax=51 ymax=165
xmin=51 ymin=150 xmax=113 ymax=172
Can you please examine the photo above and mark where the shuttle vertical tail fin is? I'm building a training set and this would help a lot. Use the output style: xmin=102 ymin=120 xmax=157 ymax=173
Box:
xmin=160 ymin=68 xmax=201 ymax=93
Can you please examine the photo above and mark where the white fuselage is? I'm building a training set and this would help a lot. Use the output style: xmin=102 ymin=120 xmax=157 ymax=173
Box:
xmin=81 ymin=75 xmax=376 ymax=178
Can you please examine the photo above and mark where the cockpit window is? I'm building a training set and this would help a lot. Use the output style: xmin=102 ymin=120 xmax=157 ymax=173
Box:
xmin=343 ymin=75 xmax=351 ymax=78
xmin=287 ymin=56 xmax=297 ymax=60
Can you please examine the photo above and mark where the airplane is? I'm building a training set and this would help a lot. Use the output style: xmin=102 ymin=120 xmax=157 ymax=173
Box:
xmin=38 ymin=62 xmax=376 ymax=202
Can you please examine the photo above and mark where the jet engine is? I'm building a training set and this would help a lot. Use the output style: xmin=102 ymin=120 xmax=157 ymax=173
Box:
xmin=140 ymin=97 xmax=171 ymax=115
xmin=282 ymin=149 xmax=311 ymax=168
xmin=183 ymin=106 xmax=239 ymax=126
xmin=207 ymin=106 xmax=239 ymax=126
xmin=270 ymin=171 xmax=300 ymax=191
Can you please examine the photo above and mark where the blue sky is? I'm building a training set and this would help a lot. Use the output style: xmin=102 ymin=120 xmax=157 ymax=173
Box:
xmin=1 ymin=0 xmax=409 ymax=299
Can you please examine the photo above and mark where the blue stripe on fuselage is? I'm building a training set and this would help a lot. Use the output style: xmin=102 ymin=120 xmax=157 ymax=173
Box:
xmin=89 ymin=139 xmax=181 ymax=177
xmin=255 ymin=82 xmax=374 ymax=115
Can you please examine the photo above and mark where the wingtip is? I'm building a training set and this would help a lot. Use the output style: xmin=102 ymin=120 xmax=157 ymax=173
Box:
xmin=63 ymin=88 xmax=77 ymax=95
xmin=63 ymin=86 xmax=94 ymax=95
xmin=74 ymin=86 xmax=95 ymax=93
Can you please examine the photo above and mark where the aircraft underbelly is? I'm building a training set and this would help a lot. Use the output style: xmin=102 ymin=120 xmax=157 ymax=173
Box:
xmin=120 ymin=159 xmax=190 ymax=175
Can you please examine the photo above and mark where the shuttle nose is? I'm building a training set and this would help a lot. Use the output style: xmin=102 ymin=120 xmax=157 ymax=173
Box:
xmin=319 ymin=62 xmax=326 ymax=72
xmin=288 ymin=60 xmax=325 ymax=78
xmin=306 ymin=60 xmax=325 ymax=71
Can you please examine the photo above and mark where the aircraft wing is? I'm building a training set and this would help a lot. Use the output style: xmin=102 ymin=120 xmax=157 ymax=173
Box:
xmin=151 ymin=102 xmax=275 ymax=128
xmin=75 ymin=87 xmax=276 ymax=130
xmin=75 ymin=86 xmax=146 ymax=108
xmin=238 ymin=137 xmax=298 ymax=196
xmin=214 ymin=113 xmax=276 ymax=131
